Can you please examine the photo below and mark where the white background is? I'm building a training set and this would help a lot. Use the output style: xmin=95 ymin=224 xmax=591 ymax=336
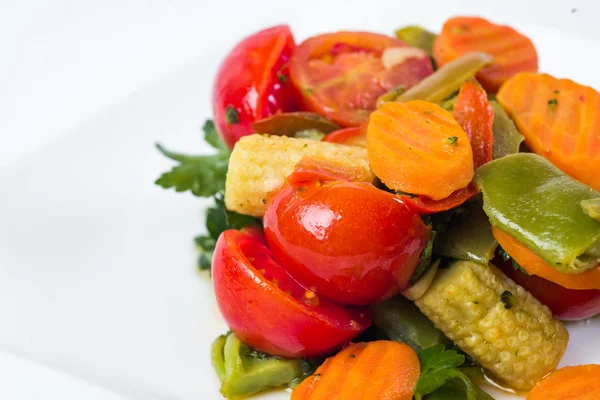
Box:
xmin=1 ymin=1 xmax=599 ymax=399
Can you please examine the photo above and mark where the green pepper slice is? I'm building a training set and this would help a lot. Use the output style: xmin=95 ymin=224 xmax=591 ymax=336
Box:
xmin=475 ymin=153 xmax=600 ymax=274
xmin=211 ymin=333 xmax=318 ymax=399
xmin=490 ymin=101 xmax=524 ymax=159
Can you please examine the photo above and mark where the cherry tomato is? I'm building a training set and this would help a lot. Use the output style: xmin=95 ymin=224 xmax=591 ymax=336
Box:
xmin=213 ymin=25 xmax=301 ymax=148
xmin=289 ymin=31 xmax=434 ymax=127
xmin=212 ymin=227 xmax=371 ymax=358
xmin=264 ymin=170 xmax=430 ymax=306
xmin=495 ymin=254 xmax=600 ymax=321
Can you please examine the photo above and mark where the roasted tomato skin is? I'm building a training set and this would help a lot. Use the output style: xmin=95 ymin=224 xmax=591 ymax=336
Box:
xmin=264 ymin=179 xmax=430 ymax=306
xmin=212 ymin=228 xmax=371 ymax=358
xmin=212 ymin=25 xmax=301 ymax=148
xmin=289 ymin=31 xmax=434 ymax=127
xmin=496 ymin=255 xmax=600 ymax=321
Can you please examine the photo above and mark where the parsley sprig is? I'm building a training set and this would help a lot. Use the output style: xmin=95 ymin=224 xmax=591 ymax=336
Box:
xmin=155 ymin=120 xmax=229 ymax=197
xmin=414 ymin=345 xmax=492 ymax=400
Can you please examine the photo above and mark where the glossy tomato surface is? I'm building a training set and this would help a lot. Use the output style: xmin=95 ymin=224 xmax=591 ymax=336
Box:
xmin=289 ymin=31 xmax=433 ymax=127
xmin=212 ymin=227 xmax=371 ymax=358
xmin=264 ymin=178 xmax=430 ymax=306
xmin=496 ymin=255 xmax=600 ymax=321
xmin=213 ymin=25 xmax=301 ymax=148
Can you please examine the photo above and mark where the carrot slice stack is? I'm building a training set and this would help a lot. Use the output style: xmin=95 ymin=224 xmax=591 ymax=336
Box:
xmin=292 ymin=341 xmax=420 ymax=400
xmin=497 ymin=72 xmax=600 ymax=191
xmin=434 ymin=16 xmax=538 ymax=92
xmin=367 ymin=100 xmax=474 ymax=200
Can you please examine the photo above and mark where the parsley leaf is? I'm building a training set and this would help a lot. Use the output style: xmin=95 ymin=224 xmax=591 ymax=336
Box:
xmin=194 ymin=192 xmax=260 ymax=272
xmin=155 ymin=120 xmax=230 ymax=197
xmin=414 ymin=345 xmax=490 ymax=400
xmin=411 ymin=228 xmax=436 ymax=284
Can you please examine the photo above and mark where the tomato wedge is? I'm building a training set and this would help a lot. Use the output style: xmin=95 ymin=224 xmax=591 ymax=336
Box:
xmin=213 ymin=25 xmax=301 ymax=148
xmin=323 ymin=124 xmax=367 ymax=147
xmin=212 ymin=227 xmax=371 ymax=358
xmin=290 ymin=31 xmax=434 ymax=127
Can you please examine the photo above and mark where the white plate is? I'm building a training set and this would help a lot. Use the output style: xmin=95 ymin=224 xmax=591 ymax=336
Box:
xmin=1 ymin=1 xmax=599 ymax=399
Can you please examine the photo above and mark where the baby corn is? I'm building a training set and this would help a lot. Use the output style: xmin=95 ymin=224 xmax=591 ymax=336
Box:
xmin=415 ymin=260 xmax=568 ymax=390
xmin=225 ymin=134 xmax=373 ymax=217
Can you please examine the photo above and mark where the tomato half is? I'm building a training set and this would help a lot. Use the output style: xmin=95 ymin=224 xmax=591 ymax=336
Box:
xmin=212 ymin=227 xmax=371 ymax=358
xmin=495 ymin=254 xmax=600 ymax=321
xmin=264 ymin=170 xmax=430 ymax=306
xmin=213 ymin=25 xmax=301 ymax=148
xmin=289 ymin=31 xmax=434 ymax=127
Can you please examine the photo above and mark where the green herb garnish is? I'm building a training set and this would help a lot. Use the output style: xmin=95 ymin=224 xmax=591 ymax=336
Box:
xmin=225 ymin=106 xmax=240 ymax=124
xmin=500 ymin=290 xmax=514 ymax=310
xmin=446 ymin=136 xmax=459 ymax=146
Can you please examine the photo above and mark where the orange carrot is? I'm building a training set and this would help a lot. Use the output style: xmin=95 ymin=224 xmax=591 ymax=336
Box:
xmin=367 ymin=100 xmax=474 ymax=200
xmin=527 ymin=364 xmax=600 ymax=400
xmin=323 ymin=124 xmax=367 ymax=147
xmin=434 ymin=16 xmax=538 ymax=92
xmin=291 ymin=341 xmax=420 ymax=400
xmin=492 ymin=226 xmax=600 ymax=290
xmin=497 ymin=72 xmax=600 ymax=191
xmin=400 ymin=80 xmax=493 ymax=213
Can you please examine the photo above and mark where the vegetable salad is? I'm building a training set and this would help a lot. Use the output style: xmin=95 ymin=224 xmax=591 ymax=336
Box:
xmin=156 ymin=16 xmax=600 ymax=400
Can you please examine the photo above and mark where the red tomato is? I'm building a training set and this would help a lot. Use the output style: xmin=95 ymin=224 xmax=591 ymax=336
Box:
xmin=264 ymin=173 xmax=430 ymax=306
xmin=495 ymin=254 xmax=600 ymax=321
xmin=213 ymin=25 xmax=301 ymax=148
xmin=289 ymin=31 xmax=434 ymax=127
xmin=322 ymin=124 xmax=367 ymax=147
xmin=212 ymin=227 xmax=371 ymax=358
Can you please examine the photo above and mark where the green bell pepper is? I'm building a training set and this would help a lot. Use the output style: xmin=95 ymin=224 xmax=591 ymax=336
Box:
xmin=211 ymin=332 xmax=318 ymax=399
xmin=475 ymin=153 xmax=600 ymax=274
xmin=395 ymin=25 xmax=437 ymax=54
xmin=490 ymin=101 xmax=524 ymax=159
xmin=371 ymin=295 xmax=452 ymax=352
xmin=582 ymin=198 xmax=600 ymax=222
xmin=433 ymin=197 xmax=498 ymax=264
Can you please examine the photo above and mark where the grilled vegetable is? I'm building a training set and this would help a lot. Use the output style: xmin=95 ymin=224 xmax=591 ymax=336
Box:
xmin=225 ymin=134 xmax=373 ymax=216
xmin=371 ymin=294 xmax=451 ymax=352
xmin=212 ymin=332 xmax=318 ymax=399
xmin=415 ymin=260 xmax=569 ymax=390
xmin=291 ymin=341 xmax=420 ymax=400
xmin=476 ymin=153 xmax=600 ymax=274
xmin=490 ymin=101 xmax=523 ymax=159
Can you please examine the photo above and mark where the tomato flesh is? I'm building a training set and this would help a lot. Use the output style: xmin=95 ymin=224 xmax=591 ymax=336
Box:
xmin=290 ymin=31 xmax=434 ymax=127
xmin=212 ymin=228 xmax=371 ymax=358
xmin=495 ymin=254 xmax=600 ymax=321
xmin=264 ymin=177 xmax=430 ymax=306
xmin=213 ymin=25 xmax=301 ymax=148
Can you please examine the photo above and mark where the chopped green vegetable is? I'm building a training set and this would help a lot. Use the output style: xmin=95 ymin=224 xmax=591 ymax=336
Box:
xmin=211 ymin=332 xmax=319 ymax=398
xmin=155 ymin=120 xmax=229 ymax=197
xmin=225 ymin=106 xmax=240 ymax=124
xmin=396 ymin=52 xmax=493 ymax=103
xmin=433 ymin=197 xmax=498 ymax=264
xmin=194 ymin=192 xmax=259 ymax=271
xmin=475 ymin=153 xmax=600 ymax=273
xmin=371 ymin=296 xmax=451 ymax=352
xmin=490 ymin=101 xmax=524 ymax=159
xmin=395 ymin=25 xmax=437 ymax=54
xmin=415 ymin=344 xmax=489 ymax=400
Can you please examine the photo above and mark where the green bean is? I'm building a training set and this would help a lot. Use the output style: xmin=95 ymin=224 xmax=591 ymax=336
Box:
xmin=371 ymin=295 xmax=452 ymax=352
xmin=490 ymin=101 xmax=524 ymax=159
xmin=395 ymin=25 xmax=437 ymax=54
xmin=375 ymin=84 xmax=407 ymax=108
xmin=433 ymin=197 xmax=498 ymax=264
xmin=396 ymin=52 xmax=493 ymax=103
